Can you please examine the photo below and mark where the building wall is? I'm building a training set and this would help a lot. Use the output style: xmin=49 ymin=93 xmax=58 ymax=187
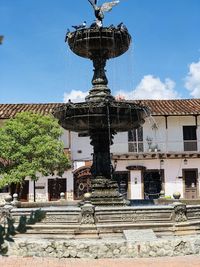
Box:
xmin=67 ymin=115 xmax=200 ymax=158
xmin=1 ymin=113 xmax=200 ymax=203
xmin=60 ymin=129 xmax=70 ymax=149
xmin=111 ymin=132 xmax=129 ymax=154
xmin=28 ymin=170 xmax=74 ymax=202
xmin=111 ymin=115 xmax=199 ymax=154
xmin=114 ymin=157 xmax=200 ymax=199
xmin=69 ymin=114 xmax=200 ymax=200
xmin=71 ymin=132 xmax=92 ymax=161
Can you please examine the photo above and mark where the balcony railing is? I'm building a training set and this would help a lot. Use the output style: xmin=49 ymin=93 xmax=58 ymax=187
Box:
xmin=127 ymin=140 xmax=198 ymax=153
xmin=128 ymin=142 xmax=144 ymax=153
xmin=111 ymin=140 xmax=199 ymax=154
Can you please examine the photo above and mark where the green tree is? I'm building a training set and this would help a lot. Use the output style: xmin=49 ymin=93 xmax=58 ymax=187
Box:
xmin=0 ymin=111 xmax=70 ymax=189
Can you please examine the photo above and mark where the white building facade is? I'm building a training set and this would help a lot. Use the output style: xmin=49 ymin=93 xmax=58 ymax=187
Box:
xmin=1 ymin=99 xmax=200 ymax=202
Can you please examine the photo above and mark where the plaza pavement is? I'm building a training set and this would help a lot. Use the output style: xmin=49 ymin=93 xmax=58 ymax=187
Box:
xmin=1 ymin=255 xmax=200 ymax=267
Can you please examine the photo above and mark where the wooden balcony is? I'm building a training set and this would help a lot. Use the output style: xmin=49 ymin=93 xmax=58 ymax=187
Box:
xmin=112 ymin=140 xmax=200 ymax=160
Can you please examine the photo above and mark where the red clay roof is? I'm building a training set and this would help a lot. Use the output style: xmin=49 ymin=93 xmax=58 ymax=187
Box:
xmin=0 ymin=103 xmax=62 ymax=119
xmin=133 ymin=99 xmax=200 ymax=116
xmin=0 ymin=99 xmax=200 ymax=119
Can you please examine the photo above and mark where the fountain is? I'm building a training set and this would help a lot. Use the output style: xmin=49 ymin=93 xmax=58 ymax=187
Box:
xmin=3 ymin=3 xmax=200 ymax=255
xmin=53 ymin=1 xmax=149 ymax=205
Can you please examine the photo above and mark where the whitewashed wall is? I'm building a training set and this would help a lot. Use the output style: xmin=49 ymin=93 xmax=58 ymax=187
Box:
xmin=60 ymin=129 xmax=70 ymax=148
xmin=140 ymin=115 xmax=199 ymax=153
xmin=33 ymin=115 xmax=200 ymax=202
xmin=70 ymin=132 xmax=92 ymax=161
xmin=69 ymin=115 xmax=200 ymax=159
xmin=111 ymin=132 xmax=129 ymax=154
xmin=1 ymin=114 xmax=200 ymax=203
xmin=28 ymin=170 xmax=73 ymax=202
xmin=32 ymin=115 xmax=200 ymax=201
xmin=115 ymin=158 xmax=200 ymax=199
xmin=143 ymin=116 xmax=166 ymax=152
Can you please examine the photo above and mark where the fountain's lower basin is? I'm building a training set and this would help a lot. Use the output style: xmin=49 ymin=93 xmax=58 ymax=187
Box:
xmin=10 ymin=203 xmax=200 ymax=237
xmin=53 ymin=100 xmax=147 ymax=132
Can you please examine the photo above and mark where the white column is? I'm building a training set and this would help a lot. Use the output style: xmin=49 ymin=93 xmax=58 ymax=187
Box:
xmin=66 ymin=170 xmax=74 ymax=200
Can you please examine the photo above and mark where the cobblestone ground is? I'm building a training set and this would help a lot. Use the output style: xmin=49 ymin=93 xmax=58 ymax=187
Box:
xmin=1 ymin=255 xmax=200 ymax=267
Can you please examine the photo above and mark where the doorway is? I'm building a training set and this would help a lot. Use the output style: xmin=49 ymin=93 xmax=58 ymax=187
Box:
xmin=48 ymin=178 xmax=66 ymax=201
xmin=10 ymin=180 xmax=29 ymax=202
xmin=143 ymin=170 xmax=163 ymax=199
xmin=183 ymin=169 xmax=198 ymax=199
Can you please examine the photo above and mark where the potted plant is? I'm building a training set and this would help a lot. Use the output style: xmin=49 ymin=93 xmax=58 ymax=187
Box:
xmin=146 ymin=136 xmax=153 ymax=151
xmin=154 ymin=144 xmax=158 ymax=152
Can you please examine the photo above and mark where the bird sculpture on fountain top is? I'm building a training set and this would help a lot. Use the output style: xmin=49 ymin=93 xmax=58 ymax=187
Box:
xmin=88 ymin=0 xmax=120 ymax=27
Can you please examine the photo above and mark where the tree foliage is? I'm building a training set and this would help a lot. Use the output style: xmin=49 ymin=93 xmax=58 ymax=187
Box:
xmin=0 ymin=111 xmax=70 ymax=188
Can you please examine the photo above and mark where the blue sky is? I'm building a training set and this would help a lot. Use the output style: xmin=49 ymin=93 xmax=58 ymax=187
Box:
xmin=0 ymin=0 xmax=200 ymax=103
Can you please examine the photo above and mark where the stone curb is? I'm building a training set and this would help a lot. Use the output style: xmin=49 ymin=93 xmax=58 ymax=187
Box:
xmin=4 ymin=235 xmax=200 ymax=259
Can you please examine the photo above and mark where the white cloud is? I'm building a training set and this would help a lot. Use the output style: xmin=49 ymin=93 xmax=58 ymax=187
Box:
xmin=63 ymin=90 xmax=88 ymax=103
xmin=116 ymin=75 xmax=179 ymax=100
xmin=64 ymin=76 xmax=179 ymax=102
xmin=185 ymin=60 xmax=200 ymax=98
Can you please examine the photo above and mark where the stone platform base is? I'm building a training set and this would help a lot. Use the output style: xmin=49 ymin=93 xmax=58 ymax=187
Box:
xmin=5 ymin=234 xmax=200 ymax=258
xmin=3 ymin=202 xmax=200 ymax=258
xmin=9 ymin=203 xmax=200 ymax=237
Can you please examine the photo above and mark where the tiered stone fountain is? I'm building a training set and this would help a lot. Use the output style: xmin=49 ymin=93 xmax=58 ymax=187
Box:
xmin=4 ymin=4 xmax=200 ymax=253
xmin=53 ymin=8 xmax=148 ymax=205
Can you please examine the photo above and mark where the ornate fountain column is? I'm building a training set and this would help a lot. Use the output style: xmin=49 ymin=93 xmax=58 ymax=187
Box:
xmin=90 ymin=128 xmax=113 ymax=178
xmin=86 ymin=51 xmax=114 ymax=102
xmin=53 ymin=27 xmax=148 ymax=205
xmin=89 ymin=126 xmax=123 ymax=205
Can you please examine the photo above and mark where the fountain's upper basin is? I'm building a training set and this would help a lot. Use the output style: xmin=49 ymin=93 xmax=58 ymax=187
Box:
xmin=68 ymin=27 xmax=131 ymax=59
xmin=53 ymin=101 xmax=148 ymax=133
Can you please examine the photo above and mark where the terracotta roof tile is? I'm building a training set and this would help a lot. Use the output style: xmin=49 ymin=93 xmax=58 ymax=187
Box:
xmin=131 ymin=99 xmax=200 ymax=116
xmin=0 ymin=99 xmax=200 ymax=119
xmin=0 ymin=103 xmax=62 ymax=119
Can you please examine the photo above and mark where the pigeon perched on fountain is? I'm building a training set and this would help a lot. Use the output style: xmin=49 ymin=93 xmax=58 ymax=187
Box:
xmin=108 ymin=24 xmax=115 ymax=29
xmin=88 ymin=0 xmax=120 ymax=27
xmin=72 ymin=21 xmax=87 ymax=30
xmin=64 ymin=29 xmax=70 ymax=42
xmin=90 ymin=20 xmax=102 ymax=28
xmin=117 ymin=22 xmax=128 ymax=32
xmin=90 ymin=20 xmax=97 ymax=28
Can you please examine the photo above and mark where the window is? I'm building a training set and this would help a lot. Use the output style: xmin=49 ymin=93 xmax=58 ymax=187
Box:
xmin=183 ymin=126 xmax=197 ymax=151
xmin=128 ymin=127 xmax=143 ymax=152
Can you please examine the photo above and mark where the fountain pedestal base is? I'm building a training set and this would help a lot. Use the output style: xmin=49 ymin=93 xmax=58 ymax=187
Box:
xmin=91 ymin=176 xmax=127 ymax=206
